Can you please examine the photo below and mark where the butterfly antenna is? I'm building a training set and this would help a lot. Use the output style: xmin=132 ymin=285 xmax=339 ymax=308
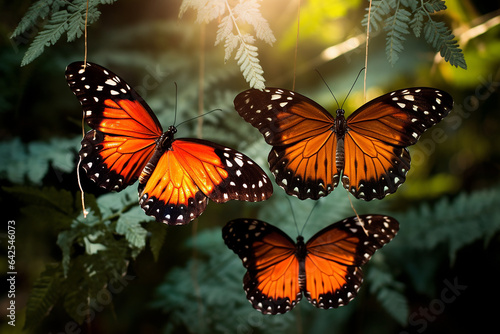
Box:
xmin=176 ymin=109 xmax=223 ymax=129
xmin=285 ymin=197 xmax=301 ymax=236
xmin=173 ymin=82 xmax=179 ymax=126
xmin=299 ymin=200 xmax=321 ymax=236
xmin=340 ymin=67 xmax=365 ymax=110
xmin=315 ymin=69 xmax=340 ymax=110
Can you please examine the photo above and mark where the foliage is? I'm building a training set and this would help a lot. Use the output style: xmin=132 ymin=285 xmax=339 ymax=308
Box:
xmin=11 ymin=0 xmax=118 ymax=66
xmin=0 ymin=137 xmax=79 ymax=184
xmin=363 ymin=0 xmax=467 ymax=69
xmin=181 ymin=0 xmax=275 ymax=89
xmin=10 ymin=185 xmax=150 ymax=330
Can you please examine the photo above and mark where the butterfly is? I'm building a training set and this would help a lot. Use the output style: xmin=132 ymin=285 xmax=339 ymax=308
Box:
xmin=65 ymin=61 xmax=273 ymax=225
xmin=222 ymin=214 xmax=399 ymax=314
xmin=234 ymin=87 xmax=453 ymax=200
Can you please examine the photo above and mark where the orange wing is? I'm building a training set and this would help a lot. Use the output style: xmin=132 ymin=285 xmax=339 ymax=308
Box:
xmin=342 ymin=88 xmax=453 ymax=200
xmin=304 ymin=215 xmax=399 ymax=309
xmin=234 ymin=88 xmax=339 ymax=200
xmin=66 ymin=62 xmax=163 ymax=191
xmin=223 ymin=219 xmax=302 ymax=314
xmin=139 ymin=139 xmax=273 ymax=225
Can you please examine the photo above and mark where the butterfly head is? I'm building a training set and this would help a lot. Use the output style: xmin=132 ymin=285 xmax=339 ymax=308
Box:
xmin=156 ymin=125 xmax=177 ymax=152
xmin=167 ymin=125 xmax=178 ymax=135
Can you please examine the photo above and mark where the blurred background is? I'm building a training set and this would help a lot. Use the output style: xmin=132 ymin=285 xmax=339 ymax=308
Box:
xmin=1 ymin=0 xmax=499 ymax=333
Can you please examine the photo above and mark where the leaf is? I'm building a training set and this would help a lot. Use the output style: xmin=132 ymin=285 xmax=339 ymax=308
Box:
xmin=21 ymin=10 xmax=70 ymax=66
xmin=13 ymin=0 xmax=117 ymax=66
xmin=233 ymin=0 xmax=275 ymax=45
xmin=0 ymin=137 xmax=79 ymax=185
xmin=180 ymin=0 xmax=226 ymax=23
xmin=115 ymin=206 xmax=148 ymax=249
xmin=180 ymin=0 xmax=274 ymax=88
xmin=235 ymin=35 xmax=265 ymax=90
xmin=384 ymin=8 xmax=411 ymax=65
xmin=11 ymin=0 xmax=54 ymax=39
xmin=410 ymin=9 xmax=424 ymax=37
xmin=146 ymin=221 xmax=168 ymax=262
xmin=362 ymin=0 xmax=392 ymax=31
xmin=24 ymin=263 xmax=64 ymax=330
xmin=424 ymin=19 xmax=467 ymax=69
xmin=376 ymin=287 xmax=409 ymax=325
xmin=363 ymin=0 xmax=467 ymax=68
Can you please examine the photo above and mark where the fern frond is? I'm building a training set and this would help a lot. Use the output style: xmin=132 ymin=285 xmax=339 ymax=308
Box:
xmin=395 ymin=187 xmax=500 ymax=263
xmin=235 ymin=34 xmax=265 ymax=90
xmin=11 ymin=0 xmax=54 ymax=39
xmin=179 ymin=0 xmax=226 ymax=23
xmin=384 ymin=7 xmax=411 ymax=65
xmin=21 ymin=9 xmax=70 ymax=66
xmin=233 ymin=0 xmax=276 ymax=45
xmin=12 ymin=0 xmax=117 ymax=66
xmin=410 ymin=9 xmax=424 ymax=37
xmin=363 ymin=0 xmax=466 ymax=68
xmin=362 ymin=0 xmax=392 ymax=31
xmin=367 ymin=264 xmax=408 ymax=325
xmin=424 ymin=18 xmax=467 ymax=69
xmin=424 ymin=0 xmax=447 ymax=13
xmin=180 ymin=0 xmax=274 ymax=88
xmin=24 ymin=264 xmax=64 ymax=331
xmin=146 ymin=221 xmax=168 ymax=261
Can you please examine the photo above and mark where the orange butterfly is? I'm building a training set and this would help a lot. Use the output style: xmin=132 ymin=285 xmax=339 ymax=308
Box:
xmin=66 ymin=62 xmax=273 ymax=225
xmin=223 ymin=215 xmax=399 ymax=314
xmin=234 ymin=87 xmax=453 ymax=200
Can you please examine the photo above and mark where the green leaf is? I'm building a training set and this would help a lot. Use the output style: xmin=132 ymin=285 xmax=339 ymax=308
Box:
xmin=13 ymin=0 xmax=117 ymax=66
xmin=24 ymin=263 xmax=64 ymax=330
xmin=424 ymin=19 xmax=467 ymax=69
xmin=0 ymin=137 xmax=79 ymax=185
xmin=11 ymin=0 xmax=54 ymax=39
xmin=115 ymin=206 xmax=149 ymax=249
xmin=384 ymin=8 xmax=411 ymax=65
xmin=21 ymin=10 xmax=70 ymax=66
xmin=146 ymin=220 xmax=168 ymax=262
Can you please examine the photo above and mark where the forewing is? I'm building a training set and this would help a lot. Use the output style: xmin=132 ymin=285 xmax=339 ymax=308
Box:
xmin=66 ymin=62 xmax=163 ymax=191
xmin=347 ymin=87 xmax=453 ymax=146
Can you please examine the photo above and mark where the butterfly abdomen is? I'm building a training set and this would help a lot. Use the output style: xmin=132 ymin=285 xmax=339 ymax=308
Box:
xmin=334 ymin=109 xmax=347 ymax=177
xmin=296 ymin=236 xmax=307 ymax=292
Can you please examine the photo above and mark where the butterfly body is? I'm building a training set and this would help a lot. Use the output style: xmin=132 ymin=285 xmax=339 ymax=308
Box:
xmin=234 ymin=87 xmax=453 ymax=200
xmin=67 ymin=62 xmax=273 ymax=225
xmin=223 ymin=214 xmax=399 ymax=314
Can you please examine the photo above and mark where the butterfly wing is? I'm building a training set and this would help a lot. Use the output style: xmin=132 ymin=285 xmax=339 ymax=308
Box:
xmin=234 ymin=88 xmax=338 ymax=200
xmin=304 ymin=214 xmax=399 ymax=309
xmin=66 ymin=61 xmax=163 ymax=191
xmin=223 ymin=219 xmax=302 ymax=314
xmin=139 ymin=139 xmax=273 ymax=225
xmin=342 ymin=87 xmax=453 ymax=200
